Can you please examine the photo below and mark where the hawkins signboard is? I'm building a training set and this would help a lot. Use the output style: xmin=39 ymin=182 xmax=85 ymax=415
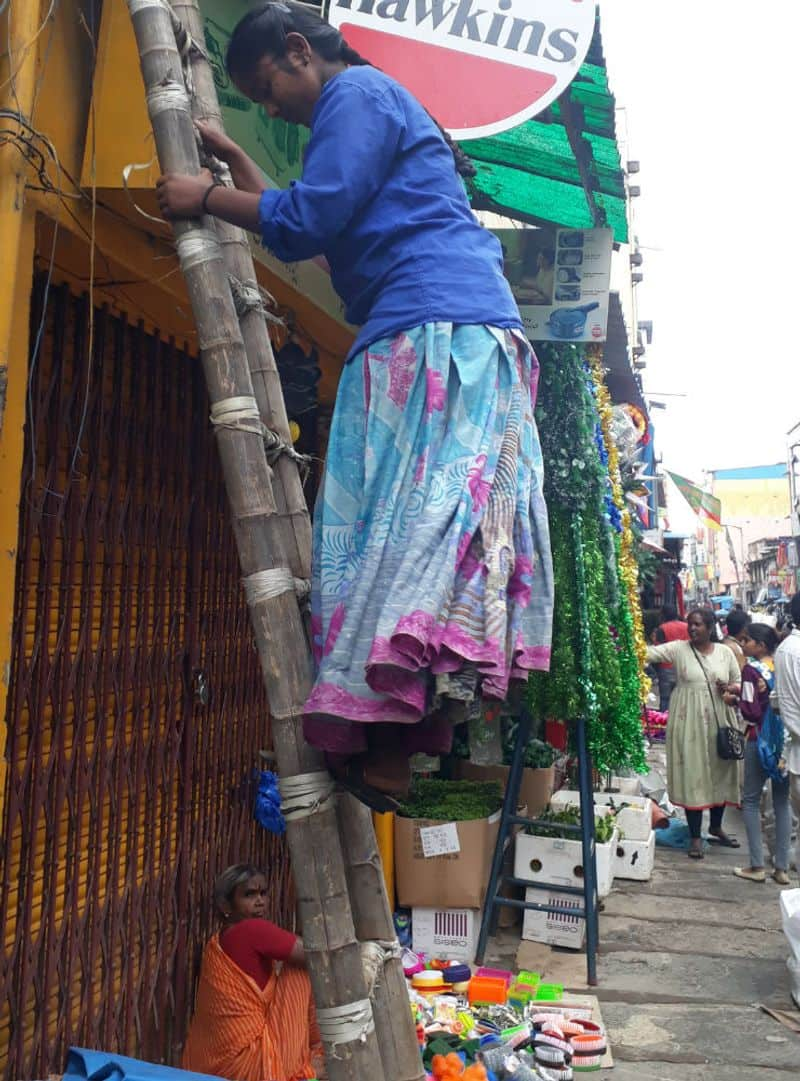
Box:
xmin=326 ymin=0 xmax=596 ymax=139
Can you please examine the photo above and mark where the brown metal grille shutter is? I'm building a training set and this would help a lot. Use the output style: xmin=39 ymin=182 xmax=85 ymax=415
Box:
xmin=0 ymin=277 xmax=293 ymax=1080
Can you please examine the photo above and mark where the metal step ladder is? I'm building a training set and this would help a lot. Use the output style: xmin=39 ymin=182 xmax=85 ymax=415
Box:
xmin=475 ymin=711 xmax=600 ymax=985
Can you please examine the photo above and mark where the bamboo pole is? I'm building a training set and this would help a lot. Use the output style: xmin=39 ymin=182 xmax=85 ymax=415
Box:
xmin=171 ymin=0 xmax=311 ymax=579
xmin=168 ymin=5 xmax=425 ymax=1078
xmin=125 ymin=4 xmax=384 ymax=1078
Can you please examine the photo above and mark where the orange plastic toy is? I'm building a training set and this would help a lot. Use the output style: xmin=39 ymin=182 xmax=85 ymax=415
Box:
xmin=431 ymin=1053 xmax=488 ymax=1081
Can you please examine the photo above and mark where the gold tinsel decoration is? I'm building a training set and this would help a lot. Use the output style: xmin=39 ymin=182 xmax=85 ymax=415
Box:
xmin=588 ymin=346 xmax=649 ymax=701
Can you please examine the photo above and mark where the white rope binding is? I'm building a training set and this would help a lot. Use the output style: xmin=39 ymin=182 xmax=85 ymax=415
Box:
xmin=210 ymin=395 xmax=262 ymax=435
xmin=242 ymin=568 xmax=311 ymax=605
xmin=278 ymin=771 xmax=335 ymax=823
xmin=316 ymin=999 xmax=375 ymax=1053
xmin=176 ymin=229 xmax=223 ymax=272
xmin=146 ymin=81 xmax=191 ymax=118
xmin=361 ymin=940 xmax=403 ymax=995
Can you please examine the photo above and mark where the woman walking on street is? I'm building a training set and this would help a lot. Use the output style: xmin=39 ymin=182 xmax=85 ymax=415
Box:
xmin=155 ymin=1 xmax=553 ymax=805
xmin=647 ymin=608 xmax=743 ymax=859
xmin=734 ymin=623 xmax=791 ymax=884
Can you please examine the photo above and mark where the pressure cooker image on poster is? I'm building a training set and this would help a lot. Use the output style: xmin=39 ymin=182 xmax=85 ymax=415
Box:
xmin=495 ymin=226 xmax=613 ymax=343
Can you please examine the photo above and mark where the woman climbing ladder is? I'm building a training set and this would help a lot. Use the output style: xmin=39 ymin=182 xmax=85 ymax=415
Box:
xmin=156 ymin=1 xmax=553 ymax=804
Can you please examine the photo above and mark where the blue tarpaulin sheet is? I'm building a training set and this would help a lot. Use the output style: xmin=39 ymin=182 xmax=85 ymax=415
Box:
xmin=65 ymin=1049 xmax=225 ymax=1081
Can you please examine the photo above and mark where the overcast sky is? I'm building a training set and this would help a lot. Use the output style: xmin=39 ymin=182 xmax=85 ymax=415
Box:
xmin=598 ymin=1 xmax=798 ymax=481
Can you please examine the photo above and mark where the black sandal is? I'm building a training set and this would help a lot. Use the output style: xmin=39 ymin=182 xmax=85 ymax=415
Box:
xmin=708 ymin=832 xmax=740 ymax=848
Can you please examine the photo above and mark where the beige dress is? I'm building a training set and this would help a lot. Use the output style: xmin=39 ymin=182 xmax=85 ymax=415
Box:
xmin=646 ymin=641 xmax=741 ymax=809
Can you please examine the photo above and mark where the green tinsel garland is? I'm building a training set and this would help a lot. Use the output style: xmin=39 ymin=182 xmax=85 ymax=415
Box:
xmin=531 ymin=342 xmax=646 ymax=772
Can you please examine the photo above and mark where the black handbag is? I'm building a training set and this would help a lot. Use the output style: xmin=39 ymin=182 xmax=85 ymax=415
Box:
xmin=691 ymin=645 xmax=746 ymax=761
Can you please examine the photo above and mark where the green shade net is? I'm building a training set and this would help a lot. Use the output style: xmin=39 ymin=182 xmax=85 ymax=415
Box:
xmin=464 ymin=21 xmax=629 ymax=242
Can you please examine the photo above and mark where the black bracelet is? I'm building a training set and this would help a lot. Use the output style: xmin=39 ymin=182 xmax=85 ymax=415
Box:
xmin=201 ymin=180 xmax=223 ymax=214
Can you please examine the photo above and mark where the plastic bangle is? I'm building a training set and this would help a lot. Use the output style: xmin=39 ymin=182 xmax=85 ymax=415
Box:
xmin=535 ymin=1045 xmax=570 ymax=1066
xmin=201 ymin=180 xmax=223 ymax=214
xmin=535 ymin=1033 xmax=573 ymax=1054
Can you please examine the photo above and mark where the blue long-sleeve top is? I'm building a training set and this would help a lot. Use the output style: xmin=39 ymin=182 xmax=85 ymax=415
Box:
xmin=258 ymin=66 xmax=522 ymax=361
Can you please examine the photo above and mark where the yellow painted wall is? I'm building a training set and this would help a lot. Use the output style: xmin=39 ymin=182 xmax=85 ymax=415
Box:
xmin=714 ymin=477 xmax=790 ymax=520
xmin=0 ymin=211 xmax=34 ymax=797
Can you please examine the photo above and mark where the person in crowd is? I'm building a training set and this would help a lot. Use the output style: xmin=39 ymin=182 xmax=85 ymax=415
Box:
xmin=182 ymin=864 xmax=322 ymax=1081
xmin=733 ymin=624 xmax=791 ymax=884
xmin=650 ymin=604 xmax=689 ymax=710
xmin=775 ymin=591 xmax=800 ymax=879
xmin=721 ymin=607 xmax=749 ymax=671
xmin=647 ymin=608 xmax=742 ymax=859
xmin=154 ymin=0 xmax=553 ymax=808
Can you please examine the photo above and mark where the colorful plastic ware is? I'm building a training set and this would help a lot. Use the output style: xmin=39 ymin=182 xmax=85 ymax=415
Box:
xmin=468 ymin=975 xmax=508 ymax=1006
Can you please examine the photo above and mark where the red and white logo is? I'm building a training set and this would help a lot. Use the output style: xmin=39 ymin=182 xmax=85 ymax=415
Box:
xmin=326 ymin=0 xmax=595 ymax=139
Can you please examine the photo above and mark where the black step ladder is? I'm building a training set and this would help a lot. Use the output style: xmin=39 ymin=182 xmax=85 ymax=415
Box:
xmin=475 ymin=710 xmax=600 ymax=985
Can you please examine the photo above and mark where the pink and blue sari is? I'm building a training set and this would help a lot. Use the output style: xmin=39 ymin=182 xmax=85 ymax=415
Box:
xmin=303 ymin=323 xmax=553 ymax=755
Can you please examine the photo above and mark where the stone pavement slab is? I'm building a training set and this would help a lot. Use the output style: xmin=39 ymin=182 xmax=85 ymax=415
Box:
xmin=610 ymin=1061 xmax=797 ymax=1080
xmin=600 ymin=912 xmax=788 ymax=960
xmin=604 ymin=887 xmax=784 ymax=927
xmin=594 ymin=949 xmax=793 ymax=1007
xmin=601 ymin=1001 xmax=800 ymax=1070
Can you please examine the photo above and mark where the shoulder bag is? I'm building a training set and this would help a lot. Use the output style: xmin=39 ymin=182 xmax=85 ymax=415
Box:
xmin=691 ymin=644 xmax=746 ymax=761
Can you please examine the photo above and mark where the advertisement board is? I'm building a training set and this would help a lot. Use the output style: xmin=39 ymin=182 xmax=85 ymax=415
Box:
xmin=495 ymin=226 xmax=613 ymax=343
xmin=327 ymin=0 xmax=596 ymax=139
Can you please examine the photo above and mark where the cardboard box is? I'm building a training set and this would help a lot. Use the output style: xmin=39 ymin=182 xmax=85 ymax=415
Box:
xmin=514 ymin=828 xmax=618 ymax=898
xmin=456 ymin=761 xmax=554 ymax=816
xmin=613 ymin=830 xmax=656 ymax=881
xmin=394 ymin=811 xmax=501 ymax=909
xmin=412 ymin=907 xmax=479 ymax=962
xmin=522 ymin=888 xmax=587 ymax=949
xmin=551 ymin=789 xmax=651 ymax=841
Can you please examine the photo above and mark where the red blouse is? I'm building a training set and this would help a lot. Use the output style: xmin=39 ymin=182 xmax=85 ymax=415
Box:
xmin=219 ymin=918 xmax=298 ymax=988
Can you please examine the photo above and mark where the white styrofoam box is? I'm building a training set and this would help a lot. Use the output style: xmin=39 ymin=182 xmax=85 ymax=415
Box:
xmin=550 ymin=789 xmax=651 ymax=841
xmin=613 ymin=830 xmax=656 ymax=881
xmin=412 ymin=907 xmax=479 ymax=963
xmin=514 ymin=829 xmax=618 ymax=899
xmin=522 ymin=888 xmax=586 ymax=949
xmin=611 ymin=775 xmax=643 ymax=796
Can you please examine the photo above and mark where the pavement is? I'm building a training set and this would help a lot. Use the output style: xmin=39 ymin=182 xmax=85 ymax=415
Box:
xmin=485 ymin=803 xmax=800 ymax=1078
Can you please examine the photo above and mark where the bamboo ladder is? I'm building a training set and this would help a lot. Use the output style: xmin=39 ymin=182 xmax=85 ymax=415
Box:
xmin=125 ymin=3 xmax=424 ymax=1079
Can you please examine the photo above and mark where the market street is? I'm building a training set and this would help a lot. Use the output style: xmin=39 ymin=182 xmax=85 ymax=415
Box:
xmin=487 ymin=795 xmax=798 ymax=1077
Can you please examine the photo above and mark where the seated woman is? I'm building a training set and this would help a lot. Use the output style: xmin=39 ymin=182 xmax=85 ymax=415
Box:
xmin=182 ymin=864 xmax=323 ymax=1081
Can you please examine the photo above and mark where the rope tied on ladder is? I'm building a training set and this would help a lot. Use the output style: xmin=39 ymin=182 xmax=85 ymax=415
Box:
xmin=228 ymin=275 xmax=285 ymax=326
xmin=315 ymin=999 xmax=376 ymax=1056
xmin=278 ymin=771 xmax=336 ymax=822
xmin=242 ymin=568 xmax=311 ymax=605
xmin=210 ymin=397 xmax=313 ymax=477
xmin=360 ymin=940 xmax=404 ymax=996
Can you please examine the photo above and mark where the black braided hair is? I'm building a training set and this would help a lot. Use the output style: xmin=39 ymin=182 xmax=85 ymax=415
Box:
xmin=226 ymin=1 xmax=476 ymax=180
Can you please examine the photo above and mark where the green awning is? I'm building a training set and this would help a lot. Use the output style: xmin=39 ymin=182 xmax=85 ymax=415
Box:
xmin=464 ymin=20 xmax=629 ymax=242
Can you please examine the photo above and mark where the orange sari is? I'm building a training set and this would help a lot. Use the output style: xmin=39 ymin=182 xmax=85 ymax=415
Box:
xmin=182 ymin=934 xmax=321 ymax=1081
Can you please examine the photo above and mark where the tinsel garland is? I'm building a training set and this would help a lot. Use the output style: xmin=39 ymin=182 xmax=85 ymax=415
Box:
xmin=530 ymin=342 xmax=646 ymax=772
xmin=588 ymin=347 xmax=650 ymax=701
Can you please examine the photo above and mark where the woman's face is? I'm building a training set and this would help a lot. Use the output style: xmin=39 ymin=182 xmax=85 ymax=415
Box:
xmin=234 ymin=36 xmax=324 ymax=126
xmin=743 ymin=634 xmax=767 ymax=659
xmin=687 ymin=612 xmax=710 ymax=645
xmin=227 ymin=873 xmax=269 ymax=922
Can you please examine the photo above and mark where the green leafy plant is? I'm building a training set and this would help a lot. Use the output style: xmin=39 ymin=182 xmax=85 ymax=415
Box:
xmin=525 ymin=807 xmax=619 ymax=844
xmin=501 ymin=720 xmax=557 ymax=769
xmin=398 ymin=779 xmax=504 ymax=822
